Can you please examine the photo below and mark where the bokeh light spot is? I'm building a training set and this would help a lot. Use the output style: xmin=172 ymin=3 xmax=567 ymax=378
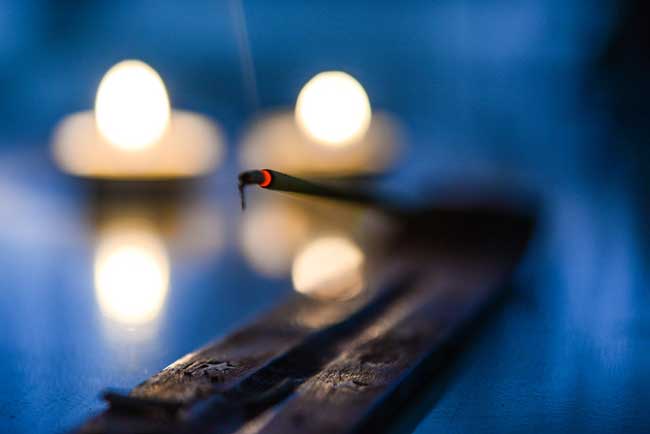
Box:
xmin=292 ymin=235 xmax=365 ymax=300
xmin=295 ymin=71 xmax=371 ymax=147
xmin=95 ymin=60 xmax=171 ymax=151
xmin=94 ymin=222 xmax=170 ymax=325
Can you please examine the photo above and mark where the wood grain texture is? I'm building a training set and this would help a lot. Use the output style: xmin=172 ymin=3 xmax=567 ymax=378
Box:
xmin=76 ymin=205 xmax=533 ymax=434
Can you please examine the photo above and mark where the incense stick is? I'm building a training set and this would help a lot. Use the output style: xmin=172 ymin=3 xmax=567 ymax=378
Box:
xmin=238 ymin=169 xmax=381 ymax=210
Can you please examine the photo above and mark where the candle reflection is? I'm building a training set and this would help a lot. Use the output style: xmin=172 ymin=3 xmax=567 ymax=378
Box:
xmin=94 ymin=220 xmax=170 ymax=325
xmin=239 ymin=198 xmax=310 ymax=277
xmin=291 ymin=235 xmax=365 ymax=301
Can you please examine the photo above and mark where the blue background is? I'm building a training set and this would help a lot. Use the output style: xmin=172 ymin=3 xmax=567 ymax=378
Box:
xmin=1 ymin=1 xmax=649 ymax=433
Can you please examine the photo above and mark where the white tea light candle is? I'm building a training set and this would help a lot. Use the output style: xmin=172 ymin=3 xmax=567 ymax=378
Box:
xmin=53 ymin=60 xmax=224 ymax=179
xmin=240 ymin=70 xmax=402 ymax=176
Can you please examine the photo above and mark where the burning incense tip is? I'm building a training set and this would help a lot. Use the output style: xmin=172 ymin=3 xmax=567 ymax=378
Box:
xmin=259 ymin=169 xmax=273 ymax=187
xmin=238 ymin=169 xmax=273 ymax=210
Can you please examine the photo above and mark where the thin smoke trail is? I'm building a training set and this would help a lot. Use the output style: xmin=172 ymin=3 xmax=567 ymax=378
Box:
xmin=230 ymin=0 xmax=260 ymax=111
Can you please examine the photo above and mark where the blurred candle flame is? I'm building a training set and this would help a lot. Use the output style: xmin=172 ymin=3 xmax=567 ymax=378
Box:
xmin=94 ymin=221 xmax=170 ymax=325
xmin=95 ymin=60 xmax=171 ymax=151
xmin=240 ymin=111 xmax=400 ymax=176
xmin=295 ymin=71 xmax=372 ymax=147
xmin=291 ymin=235 xmax=365 ymax=301
xmin=52 ymin=58 xmax=224 ymax=179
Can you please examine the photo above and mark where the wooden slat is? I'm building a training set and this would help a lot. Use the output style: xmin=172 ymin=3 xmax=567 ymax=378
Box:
xmin=130 ymin=260 xmax=410 ymax=403
xmin=76 ymin=205 xmax=533 ymax=434
xmin=254 ymin=256 xmax=506 ymax=434
xmin=78 ymin=266 xmax=413 ymax=434
xmin=131 ymin=295 xmax=370 ymax=403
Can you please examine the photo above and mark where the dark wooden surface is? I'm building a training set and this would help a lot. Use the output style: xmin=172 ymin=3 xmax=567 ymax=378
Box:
xmin=76 ymin=206 xmax=533 ymax=434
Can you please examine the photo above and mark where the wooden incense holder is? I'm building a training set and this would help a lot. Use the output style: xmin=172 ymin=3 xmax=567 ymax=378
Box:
xmin=76 ymin=201 xmax=534 ymax=434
